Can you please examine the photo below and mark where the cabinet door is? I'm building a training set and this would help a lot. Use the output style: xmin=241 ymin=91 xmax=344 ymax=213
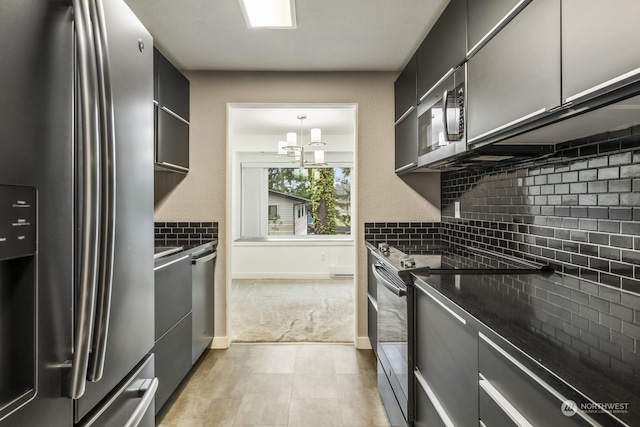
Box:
xmin=395 ymin=54 xmax=417 ymax=121
xmin=416 ymin=0 xmax=466 ymax=101
xmin=155 ymin=49 xmax=189 ymax=120
xmin=467 ymin=0 xmax=560 ymax=144
xmin=394 ymin=108 xmax=418 ymax=173
xmin=156 ymin=106 xmax=190 ymax=172
xmin=467 ymin=0 xmax=530 ymax=57
xmin=414 ymin=281 xmax=478 ymax=427
xmin=562 ymin=0 xmax=640 ymax=104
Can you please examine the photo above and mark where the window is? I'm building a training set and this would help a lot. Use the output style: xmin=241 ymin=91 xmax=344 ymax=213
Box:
xmin=241 ymin=165 xmax=352 ymax=238
xmin=268 ymin=205 xmax=278 ymax=221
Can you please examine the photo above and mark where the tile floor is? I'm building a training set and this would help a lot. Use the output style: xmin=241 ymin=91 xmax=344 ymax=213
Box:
xmin=157 ymin=344 xmax=391 ymax=427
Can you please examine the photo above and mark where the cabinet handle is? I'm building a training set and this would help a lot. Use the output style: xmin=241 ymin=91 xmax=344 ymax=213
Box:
xmin=394 ymin=162 xmax=417 ymax=173
xmin=468 ymin=107 xmax=546 ymax=145
xmin=156 ymin=161 xmax=189 ymax=173
xmin=566 ymin=66 xmax=640 ymax=104
xmin=160 ymin=105 xmax=190 ymax=125
xmin=415 ymin=282 xmax=466 ymax=325
xmin=466 ymin=0 xmax=532 ymax=59
xmin=415 ymin=369 xmax=456 ymax=427
xmin=394 ymin=105 xmax=415 ymax=126
xmin=479 ymin=373 xmax=533 ymax=427
xmin=154 ymin=254 xmax=190 ymax=271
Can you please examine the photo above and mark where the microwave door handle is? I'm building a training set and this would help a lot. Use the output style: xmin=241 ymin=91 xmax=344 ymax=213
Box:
xmin=442 ymin=89 xmax=450 ymax=140
xmin=70 ymin=0 xmax=102 ymax=399
xmin=88 ymin=0 xmax=116 ymax=383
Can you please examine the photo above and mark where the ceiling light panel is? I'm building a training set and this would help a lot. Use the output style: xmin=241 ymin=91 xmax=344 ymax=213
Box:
xmin=239 ymin=0 xmax=297 ymax=29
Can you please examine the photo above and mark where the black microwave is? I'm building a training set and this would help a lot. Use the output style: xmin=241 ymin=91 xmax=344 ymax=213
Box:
xmin=417 ymin=65 xmax=467 ymax=169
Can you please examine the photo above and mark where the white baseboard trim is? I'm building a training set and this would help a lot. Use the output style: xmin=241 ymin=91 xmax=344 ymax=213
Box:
xmin=232 ymin=272 xmax=331 ymax=280
xmin=355 ymin=336 xmax=372 ymax=350
xmin=211 ymin=336 xmax=230 ymax=349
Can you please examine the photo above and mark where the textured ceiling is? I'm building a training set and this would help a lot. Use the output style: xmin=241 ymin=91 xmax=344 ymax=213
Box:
xmin=124 ymin=0 xmax=449 ymax=72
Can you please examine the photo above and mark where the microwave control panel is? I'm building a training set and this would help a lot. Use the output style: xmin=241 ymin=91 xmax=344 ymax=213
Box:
xmin=0 ymin=184 xmax=36 ymax=261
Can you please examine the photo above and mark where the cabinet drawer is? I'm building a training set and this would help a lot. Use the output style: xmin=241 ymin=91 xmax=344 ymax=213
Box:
xmin=155 ymin=254 xmax=192 ymax=340
xmin=479 ymin=333 xmax=591 ymax=426
xmin=153 ymin=313 xmax=192 ymax=413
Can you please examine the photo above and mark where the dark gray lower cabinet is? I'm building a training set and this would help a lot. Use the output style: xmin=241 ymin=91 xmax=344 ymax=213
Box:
xmin=479 ymin=334 xmax=589 ymax=426
xmin=153 ymin=253 xmax=192 ymax=414
xmin=414 ymin=281 xmax=478 ymax=426
xmin=154 ymin=254 xmax=192 ymax=340
xmin=153 ymin=314 xmax=192 ymax=413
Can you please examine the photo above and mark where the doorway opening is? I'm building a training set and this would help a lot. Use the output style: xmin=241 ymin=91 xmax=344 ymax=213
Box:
xmin=227 ymin=104 xmax=357 ymax=343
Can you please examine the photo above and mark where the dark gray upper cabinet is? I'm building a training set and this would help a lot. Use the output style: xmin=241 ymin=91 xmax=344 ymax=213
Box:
xmin=466 ymin=0 xmax=531 ymax=58
xmin=394 ymin=108 xmax=418 ymax=173
xmin=562 ymin=0 xmax=640 ymax=105
xmin=394 ymin=54 xmax=417 ymax=122
xmin=416 ymin=0 xmax=467 ymax=101
xmin=155 ymin=48 xmax=189 ymax=120
xmin=154 ymin=48 xmax=190 ymax=173
xmin=466 ymin=0 xmax=560 ymax=145
xmin=414 ymin=282 xmax=479 ymax=427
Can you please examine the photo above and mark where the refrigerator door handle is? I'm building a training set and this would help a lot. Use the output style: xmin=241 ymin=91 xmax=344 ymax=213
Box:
xmin=70 ymin=0 xmax=103 ymax=399
xmin=87 ymin=0 xmax=117 ymax=383
xmin=123 ymin=378 xmax=159 ymax=427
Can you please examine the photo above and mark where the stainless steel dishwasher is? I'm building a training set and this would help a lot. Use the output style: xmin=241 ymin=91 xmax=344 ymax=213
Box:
xmin=191 ymin=245 xmax=216 ymax=364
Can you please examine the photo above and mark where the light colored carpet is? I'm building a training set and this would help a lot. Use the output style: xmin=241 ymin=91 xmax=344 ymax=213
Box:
xmin=231 ymin=279 xmax=354 ymax=343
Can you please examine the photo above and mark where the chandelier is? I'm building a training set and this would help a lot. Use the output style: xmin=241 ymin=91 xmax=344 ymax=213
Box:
xmin=277 ymin=115 xmax=326 ymax=168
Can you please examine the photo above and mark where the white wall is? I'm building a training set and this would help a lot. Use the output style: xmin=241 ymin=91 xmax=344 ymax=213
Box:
xmin=154 ymin=71 xmax=441 ymax=348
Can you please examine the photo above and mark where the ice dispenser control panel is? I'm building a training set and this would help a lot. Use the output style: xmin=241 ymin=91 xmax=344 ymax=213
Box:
xmin=0 ymin=184 xmax=36 ymax=261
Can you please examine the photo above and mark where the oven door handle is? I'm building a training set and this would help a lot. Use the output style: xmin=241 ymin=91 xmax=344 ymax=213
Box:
xmin=372 ymin=264 xmax=407 ymax=297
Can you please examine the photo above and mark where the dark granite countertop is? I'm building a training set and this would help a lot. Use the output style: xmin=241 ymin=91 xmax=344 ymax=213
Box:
xmin=413 ymin=270 xmax=640 ymax=426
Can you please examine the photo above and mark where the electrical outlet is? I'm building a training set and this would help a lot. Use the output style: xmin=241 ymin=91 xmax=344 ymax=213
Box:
xmin=454 ymin=201 xmax=461 ymax=218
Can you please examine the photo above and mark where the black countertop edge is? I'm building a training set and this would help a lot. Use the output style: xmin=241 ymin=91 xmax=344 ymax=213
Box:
xmin=412 ymin=274 xmax=638 ymax=427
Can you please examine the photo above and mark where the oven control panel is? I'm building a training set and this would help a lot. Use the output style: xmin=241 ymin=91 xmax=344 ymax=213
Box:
xmin=0 ymin=184 xmax=36 ymax=261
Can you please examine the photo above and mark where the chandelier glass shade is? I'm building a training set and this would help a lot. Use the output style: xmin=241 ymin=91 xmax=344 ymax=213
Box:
xmin=278 ymin=115 xmax=327 ymax=168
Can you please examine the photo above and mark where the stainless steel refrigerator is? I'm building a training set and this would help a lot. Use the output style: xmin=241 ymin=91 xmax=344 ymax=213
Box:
xmin=0 ymin=0 xmax=156 ymax=425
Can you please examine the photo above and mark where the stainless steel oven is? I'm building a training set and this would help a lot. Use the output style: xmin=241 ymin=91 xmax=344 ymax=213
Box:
xmin=417 ymin=65 xmax=466 ymax=169
xmin=372 ymin=261 xmax=411 ymax=427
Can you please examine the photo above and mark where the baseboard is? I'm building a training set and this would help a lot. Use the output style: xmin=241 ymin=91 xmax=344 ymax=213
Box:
xmin=210 ymin=336 xmax=230 ymax=349
xmin=355 ymin=336 xmax=372 ymax=350
xmin=232 ymin=272 xmax=331 ymax=280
